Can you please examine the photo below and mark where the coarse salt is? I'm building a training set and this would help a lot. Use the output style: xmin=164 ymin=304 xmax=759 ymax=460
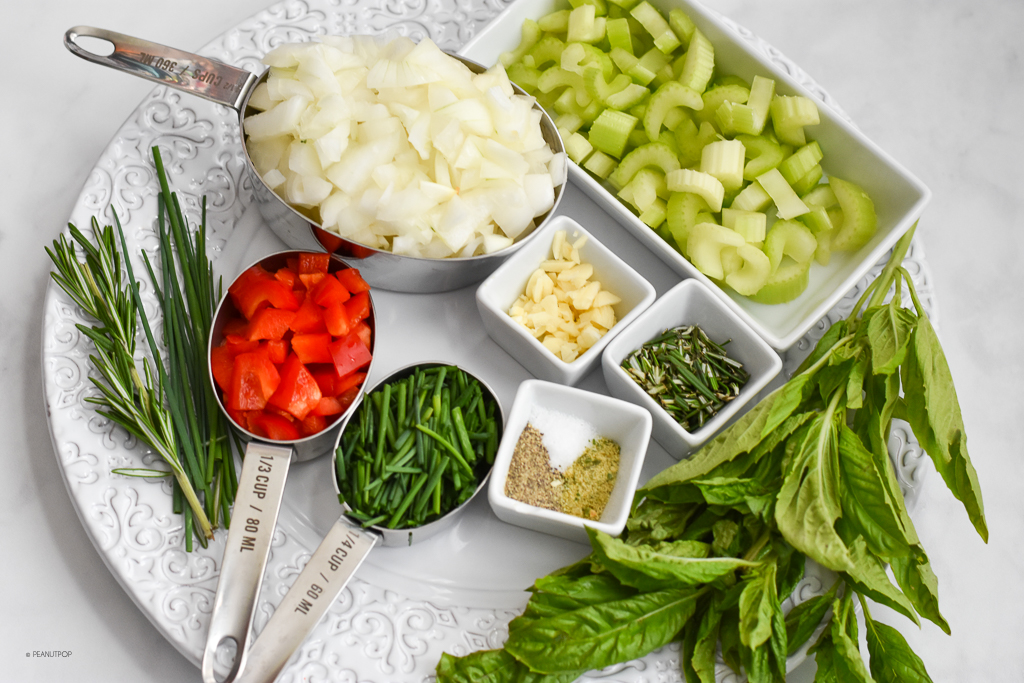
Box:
xmin=528 ymin=406 xmax=598 ymax=472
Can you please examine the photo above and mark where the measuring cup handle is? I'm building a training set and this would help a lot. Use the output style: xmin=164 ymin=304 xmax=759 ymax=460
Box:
xmin=202 ymin=442 xmax=294 ymax=683
xmin=64 ymin=26 xmax=259 ymax=111
xmin=233 ymin=518 xmax=379 ymax=683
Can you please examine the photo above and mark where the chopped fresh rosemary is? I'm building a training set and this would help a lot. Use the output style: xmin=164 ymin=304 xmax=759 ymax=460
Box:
xmin=622 ymin=325 xmax=749 ymax=432
xmin=46 ymin=146 xmax=239 ymax=550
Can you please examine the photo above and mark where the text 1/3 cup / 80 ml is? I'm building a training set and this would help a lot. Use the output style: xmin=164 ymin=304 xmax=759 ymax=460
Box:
xmin=203 ymin=251 xmax=376 ymax=683
xmin=229 ymin=362 xmax=504 ymax=683
xmin=63 ymin=27 xmax=568 ymax=293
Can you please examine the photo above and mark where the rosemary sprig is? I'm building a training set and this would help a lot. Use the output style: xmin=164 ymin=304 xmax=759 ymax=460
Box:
xmin=622 ymin=325 xmax=750 ymax=431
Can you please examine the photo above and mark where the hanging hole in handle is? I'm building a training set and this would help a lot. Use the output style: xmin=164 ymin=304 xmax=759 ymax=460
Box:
xmin=212 ymin=636 xmax=240 ymax=683
xmin=72 ymin=34 xmax=115 ymax=57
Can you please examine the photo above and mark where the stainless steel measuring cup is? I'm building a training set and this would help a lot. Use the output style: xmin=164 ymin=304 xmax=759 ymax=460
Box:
xmin=203 ymin=250 xmax=377 ymax=683
xmin=231 ymin=361 xmax=504 ymax=683
xmin=63 ymin=27 xmax=567 ymax=293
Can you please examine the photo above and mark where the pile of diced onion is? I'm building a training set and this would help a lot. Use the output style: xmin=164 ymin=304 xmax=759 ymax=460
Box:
xmin=243 ymin=36 xmax=566 ymax=259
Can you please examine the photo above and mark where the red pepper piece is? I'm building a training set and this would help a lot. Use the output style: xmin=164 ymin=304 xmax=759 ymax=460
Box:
xmin=310 ymin=274 xmax=351 ymax=308
xmin=232 ymin=278 xmax=300 ymax=320
xmin=291 ymin=333 xmax=333 ymax=364
xmin=329 ymin=333 xmax=372 ymax=378
xmin=337 ymin=268 xmax=371 ymax=294
xmin=252 ymin=412 xmax=302 ymax=441
xmin=336 ymin=371 xmax=367 ymax=394
xmin=228 ymin=264 xmax=273 ymax=298
xmin=310 ymin=366 xmax=338 ymax=397
xmin=268 ymin=354 xmax=322 ymax=421
xmin=211 ymin=340 xmax=260 ymax=391
xmin=323 ymin=301 xmax=352 ymax=337
xmin=222 ymin=317 xmax=248 ymax=338
xmin=246 ymin=306 xmax=296 ymax=341
xmin=228 ymin=349 xmax=281 ymax=412
xmin=274 ymin=268 xmax=298 ymax=289
xmin=298 ymin=272 xmax=325 ymax=292
xmin=289 ymin=297 xmax=327 ymax=334
xmin=263 ymin=339 xmax=289 ymax=364
xmin=299 ymin=253 xmax=331 ymax=275
xmin=344 ymin=291 xmax=371 ymax=324
xmin=300 ymin=413 xmax=327 ymax=436
xmin=352 ymin=321 xmax=372 ymax=349
xmin=311 ymin=396 xmax=344 ymax=416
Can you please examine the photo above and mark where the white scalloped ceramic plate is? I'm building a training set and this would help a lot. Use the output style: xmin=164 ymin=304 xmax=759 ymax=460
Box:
xmin=41 ymin=1 xmax=935 ymax=681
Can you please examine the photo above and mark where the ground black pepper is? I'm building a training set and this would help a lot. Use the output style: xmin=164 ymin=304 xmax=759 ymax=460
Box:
xmin=505 ymin=423 xmax=563 ymax=511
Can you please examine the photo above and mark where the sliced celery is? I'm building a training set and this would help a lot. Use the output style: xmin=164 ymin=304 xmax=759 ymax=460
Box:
xmin=619 ymin=168 xmax=666 ymax=212
xmin=610 ymin=47 xmax=639 ymax=74
xmin=556 ymin=113 xmax=584 ymax=134
xmin=639 ymin=196 xmax=667 ymax=228
xmin=688 ymin=221 xmax=745 ymax=280
xmin=675 ymin=120 xmax=717 ymax=166
xmin=700 ymin=139 xmax=746 ymax=191
xmin=538 ymin=9 xmax=571 ymax=32
xmin=668 ymin=8 xmax=696 ymax=48
xmin=666 ymin=168 xmax=725 ymax=212
xmin=604 ymin=83 xmax=649 ymax=110
xmin=756 ymin=168 xmax=809 ymax=219
xmin=797 ymin=205 xmax=834 ymax=266
xmin=590 ymin=109 xmax=639 ymax=158
xmin=695 ymin=83 xmax=749 ymax=125
xmin=583 ymin=65 xmax=632 ymax=106
xmin=829 ymin=176 xmax=877 ymax=252
xmin=791 ymin=164 xmax=823 ymax=196
xmin=606 ymin=17 xmax=634 ymax=54
xmin=736 ymin=134 xmax=785 ymax=181
xmin=802 ymin=184 xmax=838 ymax=209
xmin=569 ymin=0 xmax=608 ymax=17
xmin=633 ymin=48 xmax=670 ymax=85
xmin=643 ymin=81 xmax=703 ymax=140
xmin=583 ymin=150 xmax=617 ymax=178
xmin=506 ymin=62 xmax=541 ymax=93
xmin=564 ymin=131 xmax=594 ymax=163
xmin=724 ymin=243 xmax=772 ymax=296
xmin=606 ymin=0 xmax=642 ymax=10
xmin=539 ymin=67 xmax=588 ymax=100
xmin=714 ymin=101 xmax=757 ymax=136
xmin=500 ymin=19 xmax=542 ymax=67
xmin=722 ymin=208 xmax=767 ymax=243
xmin=745 ymin=75 xmax=775 ymax=133
xmin=567 ymin=5 xmax=607 ymax=43
xmin=525 ymin=35 xmax=566 ymax=70
xmin=762 ymin=219 xmax=816 ymax=274
xmin=748 ymin=259 xmax=810 ymax=304
xmin=778 ymin=141 xmax=823 ymax=185
xmin=729 ymin=180 xmax=772 ymax=212
xmin=677 ymin=29 xmax=714 ymax=93
xmin=630 ymin=1 xmax=680 ymax=53
xmin=607 ymin=141 xmax=680 ymax=188
xmin=770 ymin=95 xmax=820 ymax=146
xmin=666 ymin=191 xmax=709 ymax=253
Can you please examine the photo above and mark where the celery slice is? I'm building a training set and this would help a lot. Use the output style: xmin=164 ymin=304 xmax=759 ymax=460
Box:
xmin=630 ymin=1 xmax=680 ymax=53
xmin=700 ymin=139 xmax=746 ymax=191
xmin=506 ymin=62 xmax=541 ymax=93
xmin=778 ymin=141 xmax=823 ymax=185
xmin=666 ymin=191 xmax=709 ymax=253
xmin=675 ymin=120 xmax=717 ymax=166
xmin=756 ymin=168 xmax=809 ymax=219
xmin=569 ymin=0 xmax=608 ymax=17
xmin=539 ymin=67 xmax=588 ymax=100
xmin=828 ymin=176 xmax=877 ymax=252
xmin=730 ymin=181 xmax=772 ymax=212
xmin=798 ymin=205 xmax=834 ymax=265
xmin=567 ymin=5 xmax=607 ymax=43
xmin=745 ymin=75 xmax=775 ymax=133
xmin=538 ymin=9 xmax=571 ymax=32
xmin=802 ymin=184 xmax=838 ymax=209
xmin=666 ymin=168 xmax=725 ymax=212
xmin=633 ymin=48 xmax=670 ymax=85
xmin=583 ymin=65 xmax=632 ymax=106
xmin=724 ymin=243 xmax=772 ymax=296
xmin=643 ymin=80 xmax=703 ymax=140
xmin=526 ymin=35 xmax=566 ymax=70
xmin=610 ymin=47 xmax=639 ymax=74
xmin=583 ymin=150 xmax=617 ymax=178
xmin=500 ymin=19 xmax=542 ymax=67
xmin=695 ymin=84 xmax=749 ymax=125
xmin=639 ymin=196 xmax=667 ymax=228
xmin=770 ymin=95 xmax=820 ymax=146
xmin=677 ymin=28 xmax=714 ymax=93
xmin=748 ymin=259 xmax=810 ymax=304
xmin=791 ymin=164 xmax=823 ymax=196
xmin=556 ymin=113 xmax=584 ymax=134
xmin=714 ymin=101 xmax=757 ymax=136
xmin=722 ymin=208 xmax=767 ymax=243
xmin=736 ymin=134 xmax=785 ymax=181
xmin=606 ymin=17 xmax=634 ymax=53
xmin=619 ymin=168 xmax=665 ymax=212
xmin=668 ymin=8 xmax=696 ymax=48
xmin=762 ymin=219 xmax=817 ymax=274
xmin=688 ymin=221 xmax=745 ymax=279
xmin=590 ymin=109 xmax=639 ymax=158
xmin=607 ymin=0 xmax=642 ymax=10
xmin=564 ymin=131 xmax=594 ymax=163
xmin=607 ymin=142 xmax=680 ymax=188
xmin=560 ymin=42 xmax=588 ymax=74
xmin=604 ymin=83 xmax=649 ymax=110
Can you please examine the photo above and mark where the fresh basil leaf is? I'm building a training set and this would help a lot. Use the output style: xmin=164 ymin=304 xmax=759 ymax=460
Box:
xmin=830 ymin=611 xmax=875 ymax=683
xmin=794 ymin=319 xmax=848 ymax=376
xmin=811 ymin=635 xmax=840 ymax=683
xmin=864 ymin=610 xmax=935 ymax=683
xmin=693 ymin=476 xmax=772 ymax=509
xmin=817 ymin=357 xmax=855 ymax=405
xmin=865 ymin=301 xmax=917 ymax=376
xmin=751 ymin=411 xmax=816 ymax=464
xmin=901 ymin=315 xmax=988 ymax=541
xmin=680 ymin=618 xmax=700 ymax=683
xmin=741 ymin=642 xmax=775 ymax=683
xmin=774 ymin=539 xmax=806 ymax=601
xmin=785 ymin=581 xmax=838 ymax=656
xmin=691 ymin=596 xmax=723 ymax=683
xmin=504 ymin=587 xmax=700 ymax=674
xmin=890 ymin=545 xmax=950 ymax=635
xmin=435 ymin=649 xmax=582 ymax=683
xmin=680 ymin=506 xmax=728 ymax=542
xmin=841 ymin=535 xmax=920 ymax=626
xmin=588 ymin=529 xmax=753 ymax=591
xmin=711 ymin=519 xmax=741 ymax=557
xmin=514 ymin=573 xmax=637 ymax=632
xmin=739 ymin=562 xmax=777 ymax=648
xmin=625 ymin=498 xmax=698 ymax=545
xmin=838 ymin=426 xmax=911 ymax=560
xmin=720 ymin=607 xmax=743 ymax=674
xmin=844 ymin=356 xmax=870 ymax=409
xmin=762 ymin=372 xmax=818 ymax=439
xmin=768 ymin=587 xmax=789 ymax=682
xmin=774 ymin=416 xmax=854 ymax=573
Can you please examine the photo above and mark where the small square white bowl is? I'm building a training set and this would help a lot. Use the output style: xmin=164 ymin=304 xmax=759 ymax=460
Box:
xmin=602 ymin=279 xmax=782 ymax=458
xmin=460 ymin=0 xmax=930 ymax=350
xmin=476 ymin=214 xmax=656 ymax=385
xmin=488 ymin=379 xmax=652 ymax=544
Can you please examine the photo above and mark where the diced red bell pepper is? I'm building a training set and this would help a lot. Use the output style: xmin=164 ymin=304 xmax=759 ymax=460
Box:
xmin=289 ymin=297 xmax=327 ymax=334
xmin=299 ymin=253 xmax=331 ymax=275
xmin=310 ymin=274 xmax=350 ymax=308
xmin=246 ymin=306 xmax=296 ymax=341
xmin=352 ymin=321 xmax=372 ymax=349
xmin=232 ymin=278 xmax=300 ymax=320
xmin=298 ymin=272 xmax=325 ymax=292
xmin=268 ymin=354 xmax=322 ymax=421
xmin=310 ymin=366 xmax=338 ymax=397
xmin=291 ymin=333 xmax=333 ymax=364
xmin=222 ymin=317 xmax=249 ymax=338
xmin=337 ymin=268 xmax=371 ymax=294
xmin=228 ymin=264 xmax=273 ymax=298
xmin=344 ymin=291 xmax=371 ymax=325
xmin=323 ymin=301 xmax=352 ymax=337
xmin=274 ymin=267 xmax=298 ymax=289
xmin=300 ymin=413 xmax=327 ymax=436
xmin=252 ymin=412 xmax=302 ymax=441
xmin=211 ymin=339 xmax=260 ymax=391
xmin=228 ymin=349 xmax=281 ymax=412
xmin=329 ymin=333 xmax=372 ymax=378
xmin=263 ymin=339 xmax=289 ymax=364
xmin=336 ymin=371 xmax=367 ymax=394
xmin=311 ymin=395 xmax=345 ymax=416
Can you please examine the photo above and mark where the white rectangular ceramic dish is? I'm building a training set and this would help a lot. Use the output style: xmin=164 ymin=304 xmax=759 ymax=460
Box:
xmin=459 ymin=0 xmax=931 ymax=350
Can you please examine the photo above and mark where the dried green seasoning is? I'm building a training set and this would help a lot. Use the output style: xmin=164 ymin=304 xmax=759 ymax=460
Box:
xmin=561 ymin=438 xmax=620 ymax=521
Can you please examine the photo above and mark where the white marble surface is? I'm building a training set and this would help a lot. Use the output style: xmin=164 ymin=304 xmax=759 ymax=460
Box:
xmin=3 ymin=0 xmax=1021 ymax=681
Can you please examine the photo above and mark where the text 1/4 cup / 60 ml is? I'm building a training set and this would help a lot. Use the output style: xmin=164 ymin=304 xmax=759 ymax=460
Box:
xmin=62 ymin=26 xmax=567 ymax=293
xmin=202 ymin=251 xmax=376 ymax=683
xmin=232 ymin=362 xmax=504 ymax=683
